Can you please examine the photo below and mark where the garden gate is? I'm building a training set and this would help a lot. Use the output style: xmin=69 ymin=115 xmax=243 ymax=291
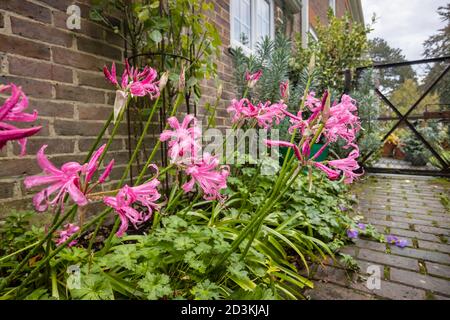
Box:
xmin=348 ymin=56 xmax=450 ymax=177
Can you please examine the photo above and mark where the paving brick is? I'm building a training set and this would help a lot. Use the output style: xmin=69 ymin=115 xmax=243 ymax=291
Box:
xmin=389 ymin=246 xmax=450 ymax=265
xmin=305 ymin=281 xmax=375 ymax=300
xmin=312 ymin=264 xmax=426 ymax=300
xmin=358 ymin=248 xmax=419 ymax=271
xmin=353 ymin=239 xmax=386 ymax=252
xmin=390 ymin=228 xmax=439 ymax=242
xmin=390 ymin=268 xmax=450 ymax=296
xmin=391 ymin=215 xmax=437 ymax=227
xmin=426 ymin=262 xmax=450 ymax=279
xmin=366 ymin=218 xmax=410 ymax=230
xmin=415 ymin=225 xmax=450 ymax=236
xmin=417 ymin=240 xmax=450 ymax=254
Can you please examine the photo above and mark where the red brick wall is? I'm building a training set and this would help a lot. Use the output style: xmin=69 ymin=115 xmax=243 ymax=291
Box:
xmin=310 ymin=0 xmax=354 ymax=29
xmin=0 ymin=0 xmax=126 ymax=213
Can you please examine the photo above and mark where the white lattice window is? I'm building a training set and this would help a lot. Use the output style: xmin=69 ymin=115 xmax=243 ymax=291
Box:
xmin=230 ymin=0 xmax=274 ymax=54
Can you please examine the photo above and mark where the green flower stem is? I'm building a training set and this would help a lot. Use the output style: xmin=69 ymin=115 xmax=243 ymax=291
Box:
xmin=0 ymin=205 xmax=78 ymax=291
xmin=100 ymin=91 xmax=185 ymax=255
xmin=10 ymin=208 xmax=112 ymax=298
xmin=0 ymin=241 xmax=39 ymax=263
xmin=83 ymin=112 xmax=113 ymax=163
xmin=98 ymin=97 xmax=131 ymax=165
xmin=118 ymin=96 xmax=161 ymax=184
xmin=213 ymin=166 xmax=301 ymax=268
xmin=51 ymin=266 xmax=59 ymax=299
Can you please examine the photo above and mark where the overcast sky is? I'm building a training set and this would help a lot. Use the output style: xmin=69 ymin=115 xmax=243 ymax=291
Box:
xmin=361 ymin=0 xmax=448 ymax=60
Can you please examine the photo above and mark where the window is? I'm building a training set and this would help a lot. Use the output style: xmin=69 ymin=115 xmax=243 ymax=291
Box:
xmin=230 ymin=0 xmax=274 ymax=53
xmin=329 ymin=0 xmax=336 ymax=14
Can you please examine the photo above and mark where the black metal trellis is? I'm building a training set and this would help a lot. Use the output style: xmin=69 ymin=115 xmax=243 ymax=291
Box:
xmin=350 ymin=56 xmax=450 ymax=177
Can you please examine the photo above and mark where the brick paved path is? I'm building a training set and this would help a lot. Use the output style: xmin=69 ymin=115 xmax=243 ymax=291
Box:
xmin=305 ymin=174 xmax=450 ymax=300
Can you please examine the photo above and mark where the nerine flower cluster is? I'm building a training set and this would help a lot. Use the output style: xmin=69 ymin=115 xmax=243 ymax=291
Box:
xmin=1 ymin=65 xmax=371 ymax=244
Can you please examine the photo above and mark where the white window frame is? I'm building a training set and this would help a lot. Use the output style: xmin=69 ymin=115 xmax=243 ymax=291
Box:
xmin=308 ymin=25 xmax=318 ymax=41
xmin=329 ymin=0 xmax=336 ymax=14
xmin=230 ymin=0 xmax=275 ymax=55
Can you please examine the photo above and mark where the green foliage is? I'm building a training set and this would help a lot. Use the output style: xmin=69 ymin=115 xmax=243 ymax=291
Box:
xmin=291 ymin=10 xmax=372 ymax=93
xmin=368 ymin=37 xmax=416 ymax=92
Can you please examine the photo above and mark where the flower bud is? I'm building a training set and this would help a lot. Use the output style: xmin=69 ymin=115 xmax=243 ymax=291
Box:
xmin=308 ymin=54 xmax=316 ymax=75
xmin=178 ymin=64 xmax=186 ymax=92
xmin=216 ymin=83 xmax=223 ymax=99
xmin=159 ymin=71 xmax=169 ymax=91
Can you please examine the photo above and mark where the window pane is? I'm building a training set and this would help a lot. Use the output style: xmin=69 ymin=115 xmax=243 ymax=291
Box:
xmin=255 ymin=0 xmax=270 ymax=46
xmin=231 ymin=0 xmax=251 ymax=47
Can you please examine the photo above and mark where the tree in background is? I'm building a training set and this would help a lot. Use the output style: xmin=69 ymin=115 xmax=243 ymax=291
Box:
xmin=368 ymin=37 xmax=416 ymax=92
xmin=291 ymin=10 xmax=372 ymax=94
xmin=389 ymin=79 xmax=439 ymax=115
xmin=422 ymin=3 xmax=450 ymax=106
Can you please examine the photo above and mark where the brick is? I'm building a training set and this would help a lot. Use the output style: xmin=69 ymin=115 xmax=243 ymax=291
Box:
xmin=10 ymin=16 xmax=73 ymax=47
xmin=13 ymin=138 xmax=74 ymax=156
xmin=426 ymin=262 xmax=450 ymax=278
xmin=389 ymin=246 xmax=450 ymax=265
xmin=52 ymin=47 xmax=106 ymax=71
xmin=8 ymin=56 xmax=73 ymax=83
xmin=0 ymin=34 xmax=50 ymax=60
xmin=0 ymin=0 xmax=51 ymax=23
xmin=0 ymin=181 xmax=15 ymax=199
xmin=390 ymin=268 xmax=450 ymax=296
xmin=78 ymin=105 xmax=112 ymax=120
xmin=0 ymin=158 xmax=40 ymax=177
xmin=53 ymin=11 xmax=104 ymax=40
xmin=78 ymin=138 xmax=123 ymax=152
xmin=77 ymin=36 xmax=122 ymax=60
xmin=390 ymin=228 xmax=439 ymax=242
xmin=305 ymin=282 xmax=374 ymax=300
xmin=353 ymin=239 xmax=387 ymax=252
xmin=415 ymin=225 xmax=450 ymax=236
xmin=55 ymin=84 xmax=105 ymax=103
xmin=366 ymin=218 xmax=410 ymax=230
xmin=0 ymin=76 xmax=53 ymax=99
xmin=29 ymin=99 xmax=74 ymax=118
xmin=12 ymin=118 xmax=50 ymax=137
xmin=39 ymin=0 xmax=74 ymax=11
xmin=418 ymin=240 xmax=450 ymax=254
xmin=358 ymin=248 xmax=419 ymax=271
xmin=54 ymin=120 xmax=106 ymax=136
xmin=314 ymin=263 xmax=426 ymax=300
xmin=77 ymin=71 xmax=113 ymax=90
xmin=390 ymin=215 xmax=436 ymax=227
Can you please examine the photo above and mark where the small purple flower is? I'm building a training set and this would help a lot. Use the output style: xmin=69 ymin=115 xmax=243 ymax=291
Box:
xmin=338 ymin=204 xmax=348 ymax=212
xmin=395 ymin=239 xmax=408 ymax=248
xmin=386 ymin=235 xmax=398 ymax=244
xmin=347 ymin=228 xmax=359 ymax=239
xmin=357 ymin=223 xmax=366 ymax=230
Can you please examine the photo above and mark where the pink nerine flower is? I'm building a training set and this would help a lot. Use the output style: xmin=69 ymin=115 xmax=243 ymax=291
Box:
xmin=226 ymin=98 xmax=259 ymax=123
xmin=24 ymin=144 xmax=114 ymax=212
xmin=280 ymin=80 xmax=289 ymax=100
xmin=227 ymin=99 xmax=286 ymax=128
xmin=103 ymin=60 xmax=160 ymax=99
xmin=327 ymin=146 xmax=362 ymax=184
xmin=245 ymin=70 xmax=263 ymax=88
xmin=103 ymin=177 xmax=162 ymax=237
xmin=55 ymin=223 xmax=80 ymax=247
xmin=182 ymin=153 xmax=230 ymax=201
xmin=0 ymin=84 xmax=41 ymax=155
xmin=255 ymin=101 xmax=287 ymax=129
xmin=323 ymin=94 xmax=360 ymax=146
xmin=159 ymin=114 xmax=201 ymax=164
